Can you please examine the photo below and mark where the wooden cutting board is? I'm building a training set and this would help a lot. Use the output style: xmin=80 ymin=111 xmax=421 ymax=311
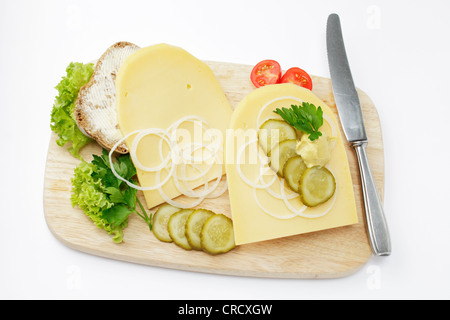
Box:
xmin=43 ymin=61 xmax=383 ymax=278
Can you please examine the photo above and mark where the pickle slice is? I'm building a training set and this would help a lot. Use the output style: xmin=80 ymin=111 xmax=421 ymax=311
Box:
xmin=152 ymin=204 xmax=181 ymax=242
xmin=258 ymin=119 xmax=297 ymax=154
xmin=185 ymin=209 xmax=215 ymax=250
xmin=299 ymin=166 xmax=336 ymax=207
xmin=283 ymin=156 xmax=307 ymax=193
xmin=167 ymin=209 xmax=194 ymax=250
xmin=269 ymin=139 xmax=297 ymax=177
xmin=201 ymin=214 xmax=236 ymax=255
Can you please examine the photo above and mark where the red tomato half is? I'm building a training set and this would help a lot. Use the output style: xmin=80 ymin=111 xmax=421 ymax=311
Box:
xmin=280 ymin=67 xmax=313 ymax=90
xmin=250 ymin=60 xmax=282 ymax=88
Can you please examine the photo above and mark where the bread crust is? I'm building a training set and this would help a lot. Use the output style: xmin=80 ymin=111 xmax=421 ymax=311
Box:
xmin=75 ymin=41 xmax=139 ymax=154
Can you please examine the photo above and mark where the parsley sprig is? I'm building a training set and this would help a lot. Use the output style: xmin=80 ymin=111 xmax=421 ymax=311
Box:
xmin=92 ymin=149 xmax=152 ymax=232
xmin=274 ymin=102 xmax=324 ymax=141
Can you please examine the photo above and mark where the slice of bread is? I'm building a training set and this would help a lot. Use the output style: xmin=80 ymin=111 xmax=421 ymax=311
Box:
xmin=75 ymin=42 xmax=140 ymax=153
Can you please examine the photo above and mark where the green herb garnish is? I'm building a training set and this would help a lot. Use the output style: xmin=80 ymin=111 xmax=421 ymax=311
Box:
xmin=71 ymin=149 xmax=152 ymax=243
xmin=274 ymin=102 xmax=324 ymax=141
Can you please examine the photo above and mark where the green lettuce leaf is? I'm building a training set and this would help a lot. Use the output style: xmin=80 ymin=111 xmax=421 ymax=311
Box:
xmin=70 ymin=149 xmax=151 ymax=243
xmin=70 ymin=160 xmax=128 ymax=243
xmin=50 ymin=62 xmax=94 ymax=158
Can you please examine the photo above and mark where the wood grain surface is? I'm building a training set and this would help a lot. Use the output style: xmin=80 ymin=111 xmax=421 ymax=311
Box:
xmin=43 ymin=60 xmax=384 ymax=278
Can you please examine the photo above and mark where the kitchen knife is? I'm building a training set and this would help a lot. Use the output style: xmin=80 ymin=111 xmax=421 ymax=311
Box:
xmin=326 ymin=13 xmax=391 ymax=256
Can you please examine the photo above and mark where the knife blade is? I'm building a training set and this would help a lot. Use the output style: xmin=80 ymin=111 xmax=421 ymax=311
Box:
xmin=326 ymin=13 xmax=391 ymax=256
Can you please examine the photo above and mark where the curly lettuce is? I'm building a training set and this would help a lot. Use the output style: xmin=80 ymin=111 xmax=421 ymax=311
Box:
xmin=71 ymin=149 xmax=151 ymax=243
xmin=50 ymin=62 xmax=94 ymax=158
xmin=71 ymin=159 xmax=127 ymax=243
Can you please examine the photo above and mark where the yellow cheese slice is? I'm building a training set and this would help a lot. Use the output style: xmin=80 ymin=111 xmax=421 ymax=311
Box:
xmin=225 ymin=83 xmax=358 ymax=245
xmin=116 ymin=44 xmax=233 ymax=209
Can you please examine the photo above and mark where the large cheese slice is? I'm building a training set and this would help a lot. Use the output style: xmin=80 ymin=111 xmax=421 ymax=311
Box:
xmin=225 ymin=83 xmax=358 ymax=245
xmin=116 ymin=44 xmax=233 ymax=209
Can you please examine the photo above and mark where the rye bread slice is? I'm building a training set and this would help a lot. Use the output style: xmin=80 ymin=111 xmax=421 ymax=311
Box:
xmin=75 ymin=41 xmax=140 ymax=154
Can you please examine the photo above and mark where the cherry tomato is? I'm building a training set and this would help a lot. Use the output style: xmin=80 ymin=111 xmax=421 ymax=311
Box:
xmin=250 ymin=60 xmax=282 ymax=88
xmin=280 ymin=67 xmax=313 ymax=90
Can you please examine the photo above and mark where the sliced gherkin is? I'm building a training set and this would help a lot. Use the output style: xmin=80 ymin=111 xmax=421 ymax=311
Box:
xmin=152 ymin=204 xmax=181 ymax=242
xmin=258 ymin=119 xmax=296 ymax=155
xmin=201 ymin=214 xmax=236 ymax=255
xmin=283 ymin=155 xmax=307 ymax=193
xmin=269 ymin=139 xmax=297 ymax=177
xmin=185 ymin=209 xmax=215 ymax=250
xmin=299 ymin=166 xmax=336 ymax=207
xmin=167 ymin=209 xmax=194 ymax=250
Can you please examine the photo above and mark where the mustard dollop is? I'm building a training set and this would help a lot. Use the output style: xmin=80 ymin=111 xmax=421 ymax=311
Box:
xmin=296 ymin=132 xmax=336 ymax=168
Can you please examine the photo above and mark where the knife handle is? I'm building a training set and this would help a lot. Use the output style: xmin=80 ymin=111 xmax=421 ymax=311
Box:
xmin=352 ymin=141 xmax=391 ymax=256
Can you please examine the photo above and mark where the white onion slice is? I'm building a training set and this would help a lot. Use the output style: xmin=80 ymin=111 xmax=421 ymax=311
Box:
xmin=172 ymin=164 xmax=210 ymax=198
xmin=130 ymin=128 xmax=172 ymax=172
xmin=277 ymin=174 xmax=307 ymax=215
xmin=156 ymin=167 xmax=206 ymax=209
xmin=176 ymin=162 xmax=214 ymax=183
xmin=157 ymin=185 xmax=206 ymax=209
xmin=323 ymin=112 xmax=337 ymax=138
xmin=263 ymin=176 xmax=299 ymax=201
xmin=236 ymin=139 xmax=276 ymax=189
xmin=108 ymin=116 xmax=226 ymax=208
xmin=173 ymin=149 xmax=224 ymax=199
xmin=256 ymin=95 xmax=303 ymax=128
xmin=253 ymin=188 xmax=298 ymax=220
xmin=109 ymin=130 xmax=175 ymax=191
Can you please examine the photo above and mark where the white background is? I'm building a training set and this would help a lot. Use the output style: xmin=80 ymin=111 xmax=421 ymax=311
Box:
xmin=1 ymin=0 xmax=449 ymax=300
